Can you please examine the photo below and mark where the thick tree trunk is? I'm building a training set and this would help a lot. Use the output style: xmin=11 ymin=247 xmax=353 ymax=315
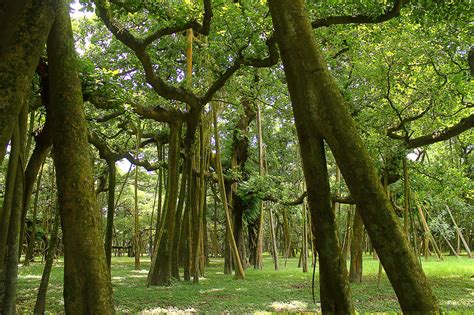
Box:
xmin=47 ymin=1 xmax=114 ymax=312
xmin=0 ymin=1 xmax=56 ymax=164
xmin=349 ymin=208 xmax=364 ymax=283
xmin=268 ymin=0 xmax=439 ymax=312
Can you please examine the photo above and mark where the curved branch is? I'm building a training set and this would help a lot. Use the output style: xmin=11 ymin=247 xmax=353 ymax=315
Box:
xmin=311 ymin=0 xmax=403 ymax=29
xmin=405 ymin=113 xmax=474 ymax=149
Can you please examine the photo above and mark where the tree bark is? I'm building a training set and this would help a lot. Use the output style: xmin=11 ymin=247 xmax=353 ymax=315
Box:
xmin=268 ymin=0 xmax=439 ymax=312
xmin=0 ymin=0 xmax=56 ymax=164
xmin=147 ymin=121 xmax=182 ymax=285
xmin=1 ymin=106 xmax=27 ymax=314
xmin=47 ymin=1 xmax=114 ymax=312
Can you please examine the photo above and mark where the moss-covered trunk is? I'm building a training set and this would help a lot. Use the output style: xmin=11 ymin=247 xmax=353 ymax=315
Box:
xmin=148 ymin=121 xmax=182 ymax=285
xmin=1 ymin=105 xmax=27 ymax=314
xmin=47 ymin=1 xmax=114 ymax=312
xmin=0 ymin=0 xmax=56 ymax=164
xmin=268 ymin=0 xmax=438 ymax=312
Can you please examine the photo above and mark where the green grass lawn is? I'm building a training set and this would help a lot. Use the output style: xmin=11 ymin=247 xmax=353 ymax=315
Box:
xmin=16 ymin=254 xmax=473 ymax=313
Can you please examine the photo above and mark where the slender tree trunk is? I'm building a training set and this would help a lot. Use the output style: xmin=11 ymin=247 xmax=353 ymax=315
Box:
xmin=212 ymin=106 xmax=245 ymax=280
xmin=255 ymin=105 xmax=265 ymax=269
xmin=1 ymin=106 xmax=27 ymax=314
xmin=349 ymin=208 xmax=363 ymax=283
xmin=172 ymin=171 xmax=186 ymax=280
xmin=134 ymin=122 xmax=141 ymax=270
xmin=19 ymin=139 xmax=52 ymax=263
xmin=302 ymin=200 xmax=308 ymax=273
xmin=47 ymin=1 xmax=114 ymax=312
xmin=104 ymin=159 xmax=116 ymax=269
xmin=268 ymin=1 xmax=438 ymax=311
xmin=25 ymin=160 xmax=46 ymax=265
xmin=403 ymin=158 xmax=410 ymax=237
xmin=33 ymin=207 xmax=60 ymax=315
xmin=0 ymin=128 xmax=21 ymax=282
xmin=268 ymin=206 xmax=279 ymax=270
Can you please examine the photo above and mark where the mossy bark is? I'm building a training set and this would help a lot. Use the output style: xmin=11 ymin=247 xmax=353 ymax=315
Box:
xmin=268 ymin=0 xmax=439 ymax=312
xmin=47 ymin=1 xmax=114 ymax=313
xmin=0 ymin=0 xmax=56 ymax=164
xmin=1 ymin=106 xmax=27 ymax=314
xmin=148 ymin=121 xmax=182 ymax=286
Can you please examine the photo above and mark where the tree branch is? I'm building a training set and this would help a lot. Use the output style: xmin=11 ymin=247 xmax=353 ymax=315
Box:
xmin=405 ymin=113 xmax=474 ymax=149
xmin=311 ymin=0 xmax=403 ymax=29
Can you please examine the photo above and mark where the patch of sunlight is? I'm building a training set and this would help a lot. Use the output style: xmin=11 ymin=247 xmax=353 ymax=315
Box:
xmin=253 ymin=312 xmax=273 ymax=315
xmin=198 ymin=277 xmax=207 ymax=281
xmin=131 ymin=269 xmax=149 ymax=274
xmin=141 ymin=307 xmax=197 ymax=314
xmin=112 ymin=276 xmax=126 ymax=282
xmin=215 ymin=272 xmax=224 ymax=275
xmin=128 ymin=275 xmax=147 ymax=278
xmin=269 ymin=300 xmax=308 ymax=312
xmin=235 ymin=287 xmax=247 ymax=291
xmin=445 ymin=300 xmax=460 ymax=306
xmin=199 ymin=288 xmax=223 ymax=294
xmin=18 ymin=275 xmax=41 ymax=280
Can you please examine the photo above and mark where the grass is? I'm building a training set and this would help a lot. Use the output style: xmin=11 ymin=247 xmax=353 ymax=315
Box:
xmin=16 ymin=254 xmax=474 ymax=313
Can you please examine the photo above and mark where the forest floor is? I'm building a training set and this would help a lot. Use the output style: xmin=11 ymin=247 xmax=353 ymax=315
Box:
xmin=16 ymin=254 xmax=473 ymax=313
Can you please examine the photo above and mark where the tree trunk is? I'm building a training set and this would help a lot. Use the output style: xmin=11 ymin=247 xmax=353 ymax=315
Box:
xmin=254 ymin=104 xmax=265 ymax=269
xmin=0 ymin=0 xmax=56 ymax=164
xmin=349 ymin=208 xmax=363 ymax=283
xmin=403 ymin=158 xmax=410 ymax=236
xmin=25 ymin=160 xmax=46 ymax=265
xmin=19 ymin=138 xmax=52 ymax=264
xmin=34 ymin=208 xmax=60 ymax=315
xmin=268 ymin=206 xmax=279 ymax=271
xmin=301 ymin=200 xmax=308 ymax=273
xmin=212 ymin=105 xmax=245 ymax=280
xmin=134 ymin=123 xmax=141 ymax=270
xmin=47 ymin=1 xmax=114 ymax=312
xmin=148 ymin=121 xmax=182 ymax=285
xmin=1 ymin=106 xmax=27 ymax=314
xmin=268 ymin=0 xmax=439 ymax=312
xmin=104 ymin=159 xmax=116 ymax=269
